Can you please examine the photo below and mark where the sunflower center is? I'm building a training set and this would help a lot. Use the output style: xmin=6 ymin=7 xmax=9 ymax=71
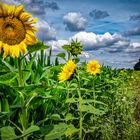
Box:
xmin=0 ymin=17 xmax=26 ymax=45
xmin=91 ymin=66 xmax=96 ymax=71
xmin=5 ymin=24 xmax=14 ymax=31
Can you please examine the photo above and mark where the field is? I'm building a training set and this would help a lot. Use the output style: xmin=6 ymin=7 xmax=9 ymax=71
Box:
xmin=0 ymin=42 xmax=140 ymax=140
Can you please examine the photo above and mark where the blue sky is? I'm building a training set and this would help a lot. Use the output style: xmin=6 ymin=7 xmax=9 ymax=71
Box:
xmin=3 ymin=0 xmax=140 ymax=68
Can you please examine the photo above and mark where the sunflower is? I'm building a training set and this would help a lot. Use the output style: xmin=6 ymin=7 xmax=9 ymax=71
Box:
xmin=86 ymin=60 xmax=101 ymax=75
xmin=58 ymin=60 xmax=76 ymax=83
xmin=0 ymin=3 xmax=37 ymax=59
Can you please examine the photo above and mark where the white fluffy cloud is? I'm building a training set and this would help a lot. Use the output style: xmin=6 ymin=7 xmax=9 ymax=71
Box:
xmin=70 ymin=31 xmax=128 ymax=50
xmin=35 ymin=20 xmax=56 ymax=41
xmin=46 ymin=40 xmax=69 ymax=51
xmin=63 ymin=12 xmax=87 ymax=32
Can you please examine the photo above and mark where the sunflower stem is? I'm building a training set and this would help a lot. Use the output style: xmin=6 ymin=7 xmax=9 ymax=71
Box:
xmin=93 ymin=78 xmax=96 ymax=125
xmin=77 ymin=71 xmax=83 ymax=140
xmin=17 ymin=58 xmax=23 ymax=86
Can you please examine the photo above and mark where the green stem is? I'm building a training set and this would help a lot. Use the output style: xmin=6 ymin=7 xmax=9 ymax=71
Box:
xmin=17 ymin=57 xmax=27 ymax=140
xmin=68 ymin=52 xmax=71 ymax=60
xmin=93 ymin=79 xmax=96 ymax=125
xmin=17 ymin=58 xmax=23 ymax=86
xmin=21 ymin=96 xmax=28 ymax=140
xmin=77 ymin=72 xmax=83 ymax=140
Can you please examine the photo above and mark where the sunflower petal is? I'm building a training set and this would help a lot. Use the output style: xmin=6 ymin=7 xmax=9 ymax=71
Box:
xmin=0 ymin=41 xmax=2 ymax=53
xmin=25 ymin=26 xmax=38 ymax=32
xmin=19 ymin=42 xmax=27 ymax=54
xmin=24 ymin=18 xmax=37 ymax=25
xmin=3 ymin=44 xmax=10 ymax=59
xmin=3 ymin=4 xmax=9 ymax=16
xmin=7 ymin=5 xmax=15 ymax=16
xmin=19 ymin=12 xmax=32 ymax=21
xmin=0 ymin=4 xmax=3 ymax=16
xmin=14 ymin=4 xmax=24 ymax=17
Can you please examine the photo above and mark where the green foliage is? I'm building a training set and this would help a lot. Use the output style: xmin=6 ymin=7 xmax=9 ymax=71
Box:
xmin=0 ymin=42 xmax=139 ymax=140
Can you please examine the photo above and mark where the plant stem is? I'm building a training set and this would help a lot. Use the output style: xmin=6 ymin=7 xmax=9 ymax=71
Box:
xmin=93 ymin=79 xmax=96 ymax=125
xmin=17 ymin=58 xmax=27 ymax=140
xmin=77 ymin=72 xmax=83 ymax=140
xmin=17 ymin=58 xmax=23 ymax=86
xmin=68 ymin=52 xmax=71 ymax=60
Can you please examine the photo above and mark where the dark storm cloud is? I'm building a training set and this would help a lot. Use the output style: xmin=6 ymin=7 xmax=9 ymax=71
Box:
xmin=89 ymin=9 xmax=109 ymax=19
xmin=130 ymin=14 xmax=140 ymax=21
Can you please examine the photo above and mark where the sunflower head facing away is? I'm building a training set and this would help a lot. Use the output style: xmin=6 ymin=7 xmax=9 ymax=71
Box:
xmin=86 ymin=60 xmax=101 ymax=75
xmin=0 ymin=3 xmax=37 ymax=59
xmin=58 ymin=60 xmax=76 ymax=83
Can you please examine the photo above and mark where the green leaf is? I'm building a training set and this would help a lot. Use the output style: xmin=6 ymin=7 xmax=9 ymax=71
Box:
xmin=50 ymin=114 xmax=61 ymax=120
xmin=57 ymin=53 xmax=66 ymax=59
xmin=27 ymin=42 xmax=50 ymax=53
xmin=23 ymin=125 xmax=39 ymax=136
xmin=64 ymin=113 xmax=78 ymax=121
xmin=44 ymin=123 xmax=68 ymax=140
xmin=0 ymin=72 xmax=17 ymax=84
xmin=64 ymin=124 xmax=78 ymax=138
xmin=72 ymin=58 xmax=80 ymax=63
xmin=66 ymin=98 xmax=78 ymax=103
xmin=80 ymin=105 xmax=105 ymax=115
xmin=2 ymin=60 xmax=17 ymax=72
xmin=0 ymin=126 xmax=17 ymax=140
xmin=82 ymin=99 xmax=106 ymax=105
xmin=62 ymin=45 xmax=70 ymax=51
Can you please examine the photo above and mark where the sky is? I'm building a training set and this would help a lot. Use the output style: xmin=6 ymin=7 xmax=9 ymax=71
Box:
xmin=2 ymin=0 xmax=140 ymax=68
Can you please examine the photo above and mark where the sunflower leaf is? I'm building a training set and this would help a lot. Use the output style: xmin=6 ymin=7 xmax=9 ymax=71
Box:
xmin=27 ymin=42 xmax=50 ymax=53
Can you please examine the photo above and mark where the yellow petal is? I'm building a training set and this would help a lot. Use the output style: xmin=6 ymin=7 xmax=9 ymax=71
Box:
xmin=0 ymin=41 xmax=2 ymax=53
xmin=7 ymin=5 xmax=15 ymax=16
xmin=3 ymin=44 xmax=10 ymax=59
xmin=19 ymin=42 xmax=27 ymax=54
xmin=25 ymin=34 xmax=37 ymax=43
xmin=14 ymin=4 xmax=24 ymax=17
xmin=26 ymin=30 xmax=36 ymax=37
xmin=25 ymin=26 xmax=38 ymax=32
xmin=0 ymin=4 xmax=2 ymax=16
xmin=19 ymin=12 xmax=32 ymax=21
xmin=3 ymin=4 xmax=9 ymax=16
xmin=24 ymin=18 xmax=37 ymax=25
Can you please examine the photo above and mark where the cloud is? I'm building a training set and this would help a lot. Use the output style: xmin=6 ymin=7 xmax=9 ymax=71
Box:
xmin=129 ymin=14 xmax=140 ymax=20
xmin=63 ymin=12 xmax=87 ymax=32
xmin=70 ymin=31 xmax=127 ymax=51
xmin=45 ymin=40 xmax=69 ymax=51
xmin=44 ymin=2 xmax=60 ymax=10
xmin=105 ymin=40 xmax=130 ymax=53
xmin=125 ymin=42 xmax=140 ymax=53
xmin=89 ymin=9 xmax=109 ymax=19
xmin=125 ymin=26 xmax=140 ymax=36
xmin=28 ymin=4 xmax=46 ymax=15
xmin=1 ymin=0 xmax=18 ymax=4
xmin=35 ymin=20 xmax=56 ymax=41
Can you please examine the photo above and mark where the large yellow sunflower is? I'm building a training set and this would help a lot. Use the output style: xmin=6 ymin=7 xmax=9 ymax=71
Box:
xmin=0 ymin=3 xmax=37 ymax=59
xmin=86 ymin=60 xmax=101 ymax=75
xmin=58 ymin=60 xmax=76 ymax=83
